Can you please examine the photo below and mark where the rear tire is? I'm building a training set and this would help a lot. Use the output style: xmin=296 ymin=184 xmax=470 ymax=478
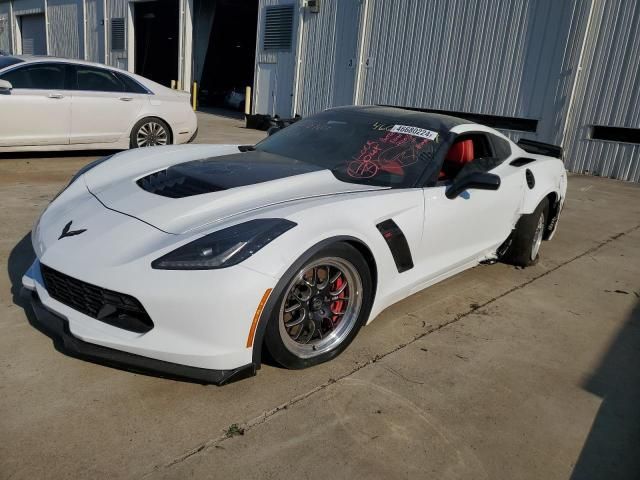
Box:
xmin=264 ymin=242 xmax=373 ymax=369
xmin=501 ymin=198 xmax=549 ymax=267
xmin=130 ymin=117 xmax=172 ymax=148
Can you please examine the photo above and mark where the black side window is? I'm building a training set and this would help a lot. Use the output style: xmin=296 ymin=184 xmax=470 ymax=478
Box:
xmin=115 ymin=72 xmax=148 ymax=94
xmin=439 ymin=133 xmax=495 ymax=181
xmin=471 ymin=134 xmax=493 ymax=158
xmin=0 ymin=63 xmax=65 ymax=89
xmin=490 ymin=134 xmax=512 ymax=161
xmin=73 ymin=66 xmax=125 ymax=92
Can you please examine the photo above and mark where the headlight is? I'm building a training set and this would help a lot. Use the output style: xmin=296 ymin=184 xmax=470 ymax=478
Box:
xmin=152 ymin=218 xmax=296 ymax=270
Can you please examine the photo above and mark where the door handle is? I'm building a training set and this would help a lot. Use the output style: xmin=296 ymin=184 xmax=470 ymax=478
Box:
xmin=47 ymin=93 xmax=64 ymax=99
xmin=119 ymin=97 xmax=133 ymax=102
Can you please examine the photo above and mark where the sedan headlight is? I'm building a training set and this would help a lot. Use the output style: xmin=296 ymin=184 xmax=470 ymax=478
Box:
xmin=152 ymin=218 xmax=296 ymax=270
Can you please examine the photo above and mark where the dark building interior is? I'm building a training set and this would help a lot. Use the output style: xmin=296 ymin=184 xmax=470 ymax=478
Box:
xmin=134 ymin=0 xmax=180 ymax=88
xmin=197 ymin=0 xmax=259 ymax=109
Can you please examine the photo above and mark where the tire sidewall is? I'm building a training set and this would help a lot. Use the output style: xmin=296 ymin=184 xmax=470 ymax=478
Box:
xmin=264 ymin=242 xmax=374 ymax=369
xmin=529 ymin=205 xmax=546 ymax=264
xmin=501 ymin=197 xmax=549 ymax=267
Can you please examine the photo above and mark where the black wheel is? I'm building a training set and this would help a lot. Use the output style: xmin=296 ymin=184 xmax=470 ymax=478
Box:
xmin=130 ymin=117 xmax=171 ymax=148
xmin=264 ymin=242 xmax=373 ymax=369
xmin=501 ymin=198 xmax=549 ymax=267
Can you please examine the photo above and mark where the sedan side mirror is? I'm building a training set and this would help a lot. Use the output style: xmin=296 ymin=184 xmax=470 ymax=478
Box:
xmin=445 ymin=171 xmax=501 ymax=199
xmin=0 ymin=79 xmax=12 ymax=93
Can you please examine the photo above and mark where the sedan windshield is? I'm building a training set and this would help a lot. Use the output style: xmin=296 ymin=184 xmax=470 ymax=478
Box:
xmin=255 ymin=109 xmax=444 ymax=187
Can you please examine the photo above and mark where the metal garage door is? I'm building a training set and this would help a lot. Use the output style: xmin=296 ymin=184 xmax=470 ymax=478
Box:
xmin=20 ymin=14 xmax=46 ymax=55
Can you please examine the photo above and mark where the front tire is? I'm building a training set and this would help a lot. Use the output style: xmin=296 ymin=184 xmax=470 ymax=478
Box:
xmin=264 ymin=243 xmax=373 ymax=369
xmin=501 ymin=198 xmax=549 ymax=267
xmin=130 ymin=118 xmax=171 ymax=148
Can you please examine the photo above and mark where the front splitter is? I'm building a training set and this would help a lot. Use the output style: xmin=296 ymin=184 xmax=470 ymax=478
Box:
xmin=24 ymin=289 xmax=256 ymax=385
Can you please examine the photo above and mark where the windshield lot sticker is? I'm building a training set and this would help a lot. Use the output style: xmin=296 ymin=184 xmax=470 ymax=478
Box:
xmin=389 ymin=125 xmax=439 ymax=140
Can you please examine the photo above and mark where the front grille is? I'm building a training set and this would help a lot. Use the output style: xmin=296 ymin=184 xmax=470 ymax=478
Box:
xmin=137 ymin=169 xmax=222 ymax=198
xmin=40 ymin=264 xmax=154 ymax=333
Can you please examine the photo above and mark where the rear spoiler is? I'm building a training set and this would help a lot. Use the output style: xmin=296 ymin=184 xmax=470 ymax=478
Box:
xmin=517 ymin=138 xmax=563 ymax=159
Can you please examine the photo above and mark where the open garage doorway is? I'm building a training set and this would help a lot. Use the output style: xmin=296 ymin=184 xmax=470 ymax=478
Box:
xmin=194 ymin=0 xmax=258 ymax=111
xmin=134 ymin=0 xmax=179 ymax=88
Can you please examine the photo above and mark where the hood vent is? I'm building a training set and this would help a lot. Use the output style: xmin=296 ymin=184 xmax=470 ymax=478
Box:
xmin=136 ymin=151 xmax=324 ymax=199
xmin=137 ymin=169 xmax=225 ymax=198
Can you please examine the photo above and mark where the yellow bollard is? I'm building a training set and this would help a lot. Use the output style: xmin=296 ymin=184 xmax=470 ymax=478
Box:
xmin=245 ymin=86 xmax=251 ymax=115
xmin=192 ymin=82 xmax=198 ymax=111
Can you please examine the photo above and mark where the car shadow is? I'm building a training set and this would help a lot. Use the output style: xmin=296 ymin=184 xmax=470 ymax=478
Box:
xmin=8 ymin=232 xmax=35 ymax=308
xmin=570 ymin=301 xmax=640 ymax=479
xmin=0 ymin=149 xmax=120 ymax=161
xmin=197 ymin=106 xmax=245 ymax=121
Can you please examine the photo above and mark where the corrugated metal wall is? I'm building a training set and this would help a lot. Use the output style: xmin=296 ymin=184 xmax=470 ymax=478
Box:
xmin=0 ymin=0 xmax=126 ymax=65
xmin=11 ymin=0 xmax=42 ymax=15
xmin=258 ymin=0 xmax=639 ymax=182
xmin=295 ymin=0 xmax=341 ymax=116
xmin=563 ymin=0 xmax=640 ymax=182
xmin=47 ymin=0 xmax=83 ymax=58
xmin=106 ymin=0 xmax=127 ymax=68
xmin=357 ymin=0 xmax=591 ymax=146
xmin=85 ymin=0 xmax=105 ymax=63
xmin=295 ymin=0 xmax=364 ymax=116
xmin=0 ymin=2 xmax=11 ymax=52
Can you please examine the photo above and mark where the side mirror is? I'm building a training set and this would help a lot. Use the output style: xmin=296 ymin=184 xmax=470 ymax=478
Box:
xmin=267 ymin=126 xmax=281 ymax=136
xmin=0 ymin=79 xmax=12 ymax=93
xmin=445 ymin=171 xmax=501 ymax=199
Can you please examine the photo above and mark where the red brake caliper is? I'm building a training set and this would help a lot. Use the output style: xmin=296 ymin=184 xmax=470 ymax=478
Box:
xmin=330 ymin=277 xmax=346 ymax=325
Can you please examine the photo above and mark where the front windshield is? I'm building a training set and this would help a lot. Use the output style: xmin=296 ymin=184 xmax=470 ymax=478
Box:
xmin=255 ymin=109 xmax=444 ymax=187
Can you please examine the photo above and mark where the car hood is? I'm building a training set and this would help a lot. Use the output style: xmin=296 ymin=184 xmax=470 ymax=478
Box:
xmin=84 ymin=144 xmax=383 ymax=234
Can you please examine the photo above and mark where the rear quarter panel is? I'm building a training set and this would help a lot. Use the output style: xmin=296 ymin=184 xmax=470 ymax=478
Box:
xmin=518 ymin=155 xmax=567 ymax=214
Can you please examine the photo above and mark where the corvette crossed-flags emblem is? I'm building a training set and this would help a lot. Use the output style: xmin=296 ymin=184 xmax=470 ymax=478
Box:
xmin=58 ymin=221 xmax=87 ymax=240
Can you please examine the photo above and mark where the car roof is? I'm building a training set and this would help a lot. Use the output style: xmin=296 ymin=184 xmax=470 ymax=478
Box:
xmin=0 ymin=55 xmax=25 ymax=69
xmin=12 ymin=55 xmax=121 ymax=69
xmin=329 ymin=105 xmax=473 ymax=132
xmin=0 ymin=55 xmax=166 ymax=93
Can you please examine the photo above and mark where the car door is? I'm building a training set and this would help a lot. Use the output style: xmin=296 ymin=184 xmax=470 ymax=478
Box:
xmin=69 ymin=65 xmax=146 ymax=144
xmin=0 ymin=62 xmax=71 ymax=146
xmin=419 ymin=131 xmax=524 ymax=279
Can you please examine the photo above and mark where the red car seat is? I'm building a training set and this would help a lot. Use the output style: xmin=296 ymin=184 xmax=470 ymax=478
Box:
xmin=440 ymin=139 xmax=475 ymax=179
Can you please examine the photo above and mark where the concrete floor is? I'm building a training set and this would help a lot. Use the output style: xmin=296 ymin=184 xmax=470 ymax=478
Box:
xmin=0 ymin=111 xmax=639 ymax=479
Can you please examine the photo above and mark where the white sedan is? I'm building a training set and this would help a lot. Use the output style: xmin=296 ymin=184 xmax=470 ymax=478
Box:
xmin=22 ymin=106 xmax=566 ymax=384
xmin=0 ymin=56 xmax=198 ymax=152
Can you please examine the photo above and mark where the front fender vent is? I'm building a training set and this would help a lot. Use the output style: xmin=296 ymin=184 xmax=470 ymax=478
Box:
xmin=376 ymin=219 xmax=414 ymax=273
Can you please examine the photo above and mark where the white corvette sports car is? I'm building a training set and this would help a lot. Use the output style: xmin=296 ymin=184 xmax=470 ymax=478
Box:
xmin=22 ymin=106 xmax=567 ymax=384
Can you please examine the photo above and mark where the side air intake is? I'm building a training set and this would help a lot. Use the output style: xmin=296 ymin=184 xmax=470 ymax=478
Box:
xmin=376 ymin=219 xmax=414 ymax=273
